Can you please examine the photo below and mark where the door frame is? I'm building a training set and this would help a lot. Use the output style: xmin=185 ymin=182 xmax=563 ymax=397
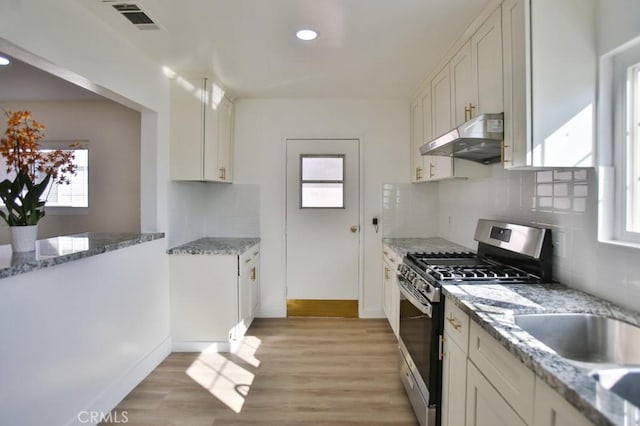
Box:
xmin=282 ymin=136 xmax=365 ymax=317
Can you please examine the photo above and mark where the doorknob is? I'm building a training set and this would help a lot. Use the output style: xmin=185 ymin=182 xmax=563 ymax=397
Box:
xmin=350 ymin=225 xmax=359 ymax=233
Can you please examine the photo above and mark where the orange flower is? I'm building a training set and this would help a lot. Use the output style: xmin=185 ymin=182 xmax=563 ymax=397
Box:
xmin=1 ymin=109 xmax=77 ymax=185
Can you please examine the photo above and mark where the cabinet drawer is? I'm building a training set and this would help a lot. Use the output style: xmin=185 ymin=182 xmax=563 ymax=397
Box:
xmin=468 ymin=321 xmax=534 ymax=424
xmin=444 ymin=300 xmax=470 ymax=354
xmin=240 ymin=244 xmax=260 ymax=267
xmin=382 ymin=245 xmax=399 ymax=269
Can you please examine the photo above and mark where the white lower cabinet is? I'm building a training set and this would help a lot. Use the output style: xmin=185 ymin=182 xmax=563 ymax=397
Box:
xmin=442 ymin=335 xmax=467 ymax=426
xmin=533 ymin=378 xmax=593 ymax=426
xmin=466 ymin=362 xmax=526 ymax=426
xmin=442 ymin=300 xmax=594 ymax=426
xmin=169 ymin=243 xmax=260 ymax=351
xmin=382 ymin=245 xmax=399 ymax=337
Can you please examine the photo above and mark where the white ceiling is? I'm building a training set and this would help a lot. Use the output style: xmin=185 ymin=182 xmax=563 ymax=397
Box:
xmin=79 ymin=0 xmax=490 ymax=99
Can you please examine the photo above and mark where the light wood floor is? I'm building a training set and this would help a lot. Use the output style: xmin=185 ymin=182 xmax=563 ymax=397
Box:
xmin=103 ymin=318 xmax=418 ymax=425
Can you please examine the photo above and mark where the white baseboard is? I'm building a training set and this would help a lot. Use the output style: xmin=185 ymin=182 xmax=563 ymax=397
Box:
xmin=359 ymin=308 xmax=385 ymax=319
xmin=68 ymin=336 xmax=171 ymax=426
xmin=172 ymin=340 xmax=232 ymax=353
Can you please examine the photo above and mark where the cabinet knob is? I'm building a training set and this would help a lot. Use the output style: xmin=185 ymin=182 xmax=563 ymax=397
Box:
xmin=350 ymin=225 xmax=359 ymax=233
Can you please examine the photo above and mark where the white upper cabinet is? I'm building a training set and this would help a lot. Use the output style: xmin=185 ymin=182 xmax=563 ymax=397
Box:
xmin=450 ymin=41 xmax=475 ymax=126
xmin=170 ymin=71 xmax=234 ymax=182
xmin=502 ymin=0 xmax=596 ymax=169
xmin=411 ymin=96 xmax=425 ymax=182
xmin=217 ymin=96 xmax=234 ymax=182
xmin=472 ymin=6 xmax=503 ymax=116
xmin=431 ymin=64 xmax=453 ymax=138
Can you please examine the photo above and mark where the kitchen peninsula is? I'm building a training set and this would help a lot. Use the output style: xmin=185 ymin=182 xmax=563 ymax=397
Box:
xmin=0 ymin=232 xmax=169 ymax=426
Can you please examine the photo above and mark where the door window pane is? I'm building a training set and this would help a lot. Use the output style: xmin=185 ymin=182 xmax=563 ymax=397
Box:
xmin=301 ymin=183 xmax=344 ymax=208
xmin=300 ymin=155 xmax=345 ymax=208
xmin=301 ymin=156 xmax=343 ymax=180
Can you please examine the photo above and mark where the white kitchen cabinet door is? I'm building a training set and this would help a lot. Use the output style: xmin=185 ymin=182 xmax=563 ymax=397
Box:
xmin=466 ymin=362 xmax=526 ymax=426
xmin=441 ymin=334 xmax=468 ymax=426
xmin=382 ymin=245 xmax=399 ymax=337
xmin=170 ymin=74 xmax=207 ymax=180
xmin=502 ymin=0 xmax=596 ymax=169
xmin=216 ymin=96 xmax=234 ymax=182
xmin=410 ymin=98 xmax=426 ymax=182
xmin=250 ymin=249 xmax=260 ymax=318
xmin=170 ymin=72 xmax=234 ymax=182
xmin=533 ymin=378 xmax=593 ymax=426
xmin=169 ymin=254 xmax=238 ymax=343
xmin=472 ymin=6 xmax=503 ymax=116
xmin=239 ymin=244 xmax=260 ymax=336
xmin=450 ymin=41 xmax=476 ymax=126
xmin=431 ymin=64 xmax=453 ymax=139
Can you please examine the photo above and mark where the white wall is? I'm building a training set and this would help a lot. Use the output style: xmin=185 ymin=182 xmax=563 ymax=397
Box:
xmin=596 ymin=0 xmax=640 ymax=55
xmin=234 ymin=99 xmax=410 ymax=317
xmin=0 ymin=101 xmax=141 ymax=243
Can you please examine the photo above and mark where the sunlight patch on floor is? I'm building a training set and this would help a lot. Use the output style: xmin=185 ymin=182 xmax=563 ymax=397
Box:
xmin=185 ymin=337 xmax=262 ymax=413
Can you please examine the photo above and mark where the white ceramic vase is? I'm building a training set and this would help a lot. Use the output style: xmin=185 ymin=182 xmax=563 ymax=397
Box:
xmin=10 ymin=225 xmax=38 ymax=253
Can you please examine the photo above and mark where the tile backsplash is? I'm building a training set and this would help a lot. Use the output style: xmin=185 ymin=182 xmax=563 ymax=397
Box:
xmin=381 ymin=183 xmax=438 ymax=237
xmin=438 ymin=164 xmax=640 ymax=313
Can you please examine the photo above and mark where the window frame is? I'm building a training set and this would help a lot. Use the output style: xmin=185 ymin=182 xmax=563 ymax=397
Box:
xmin=612 ymin=47 xmax=640 ymax=244
xmin=299 ymin=154 xmax=346 ymax=209
xmin=37 ymin=140 xmax=89 ymax=215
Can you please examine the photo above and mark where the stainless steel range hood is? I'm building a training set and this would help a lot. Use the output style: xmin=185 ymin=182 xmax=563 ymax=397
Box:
xmin=419 ymin=113 xmax=504 ymax=164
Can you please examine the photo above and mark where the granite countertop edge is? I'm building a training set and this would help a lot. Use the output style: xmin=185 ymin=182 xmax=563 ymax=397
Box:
xmin=167 ymin=237 xmax=261 ymax=255
xmin=384 ymin=235 xmax=637 ymax=426
xmin=0 ymin=232 xmax=165 ymax=280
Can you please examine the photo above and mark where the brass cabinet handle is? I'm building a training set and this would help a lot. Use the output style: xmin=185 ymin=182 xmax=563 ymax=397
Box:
xmin=384 ymin=266 xmax=390 ymax=280
xmin=251 ymin=266 xmax=256 ymax=281
xmin=501 ymin=142 xmax=510 ymax=165
xmin=416 ymin=167 xmax=423 ymax=180
xmin=464 ymin=103 xmax=476 ymax=121
xmin=219 ymin=167 xmax=226 ymax=180
xmin=447 ymin=314 xmax=462 ymax=331
xmin=429 ymin=162 xmax=435 ymax=178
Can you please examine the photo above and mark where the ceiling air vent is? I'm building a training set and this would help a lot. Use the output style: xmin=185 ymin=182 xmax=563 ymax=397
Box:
xmin=112 ymin=3 xmax=160 ymax=30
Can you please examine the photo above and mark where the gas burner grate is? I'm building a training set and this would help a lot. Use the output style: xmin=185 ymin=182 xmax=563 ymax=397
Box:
xmin=429 ymin=264 xmax=531 ymax=281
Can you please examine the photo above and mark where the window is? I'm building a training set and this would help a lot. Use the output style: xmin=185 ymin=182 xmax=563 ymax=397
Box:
xmin=0 ymin=141 xmax=88 ymax=210
xmin=599 ymin=41 xmax=640 ymax=247
xmin=300 ymin=155 xmax=345 ymax=208
xmin=39 ymin=147 xmax=88 ymax=208
xmin=626 ymin=62 xmax=640 ymax=233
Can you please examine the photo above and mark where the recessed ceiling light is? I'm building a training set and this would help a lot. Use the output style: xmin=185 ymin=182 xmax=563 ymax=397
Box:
xmin=0 ymin=56 xmax=10 ymax=66
xmin=296 ymin=29 xmax=318 ymax=41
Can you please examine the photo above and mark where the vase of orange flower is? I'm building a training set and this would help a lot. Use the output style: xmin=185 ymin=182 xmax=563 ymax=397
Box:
xmin=0 ymin=110 xmax=77 ymax=252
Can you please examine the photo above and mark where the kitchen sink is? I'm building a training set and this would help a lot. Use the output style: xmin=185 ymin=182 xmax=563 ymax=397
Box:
xmin=591 ymin=369 xmax=640 ymax=408
xmin=514 ymin=313 xmax=640 ymax=364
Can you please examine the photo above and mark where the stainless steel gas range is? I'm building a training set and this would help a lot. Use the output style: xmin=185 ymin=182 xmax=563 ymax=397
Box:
xmin=396 ymin=219 xmax=552 ymax=426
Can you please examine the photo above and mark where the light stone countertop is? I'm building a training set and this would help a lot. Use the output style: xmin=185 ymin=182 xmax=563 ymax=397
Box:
xmin=0 ymin=232 xmax=165 ymax=280
xmin=384 ymin=235 xmax=639 ymax=425
xmin=167 ymin=237 xmax=260 ymax=255
xmin=382 ymin=237 xmax=472 ymax=258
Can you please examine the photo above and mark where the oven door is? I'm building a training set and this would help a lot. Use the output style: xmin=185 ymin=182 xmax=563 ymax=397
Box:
xmin=397 ymin=275 xmax=443 ymax=424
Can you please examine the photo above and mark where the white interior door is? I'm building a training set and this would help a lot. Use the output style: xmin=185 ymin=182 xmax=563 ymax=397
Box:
xmin=286 ymin=139 xmax=360 ymax=301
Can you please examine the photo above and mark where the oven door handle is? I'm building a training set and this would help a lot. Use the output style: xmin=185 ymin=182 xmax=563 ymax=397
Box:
xmin=397 ymin=279 xmax=433 ymax=318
